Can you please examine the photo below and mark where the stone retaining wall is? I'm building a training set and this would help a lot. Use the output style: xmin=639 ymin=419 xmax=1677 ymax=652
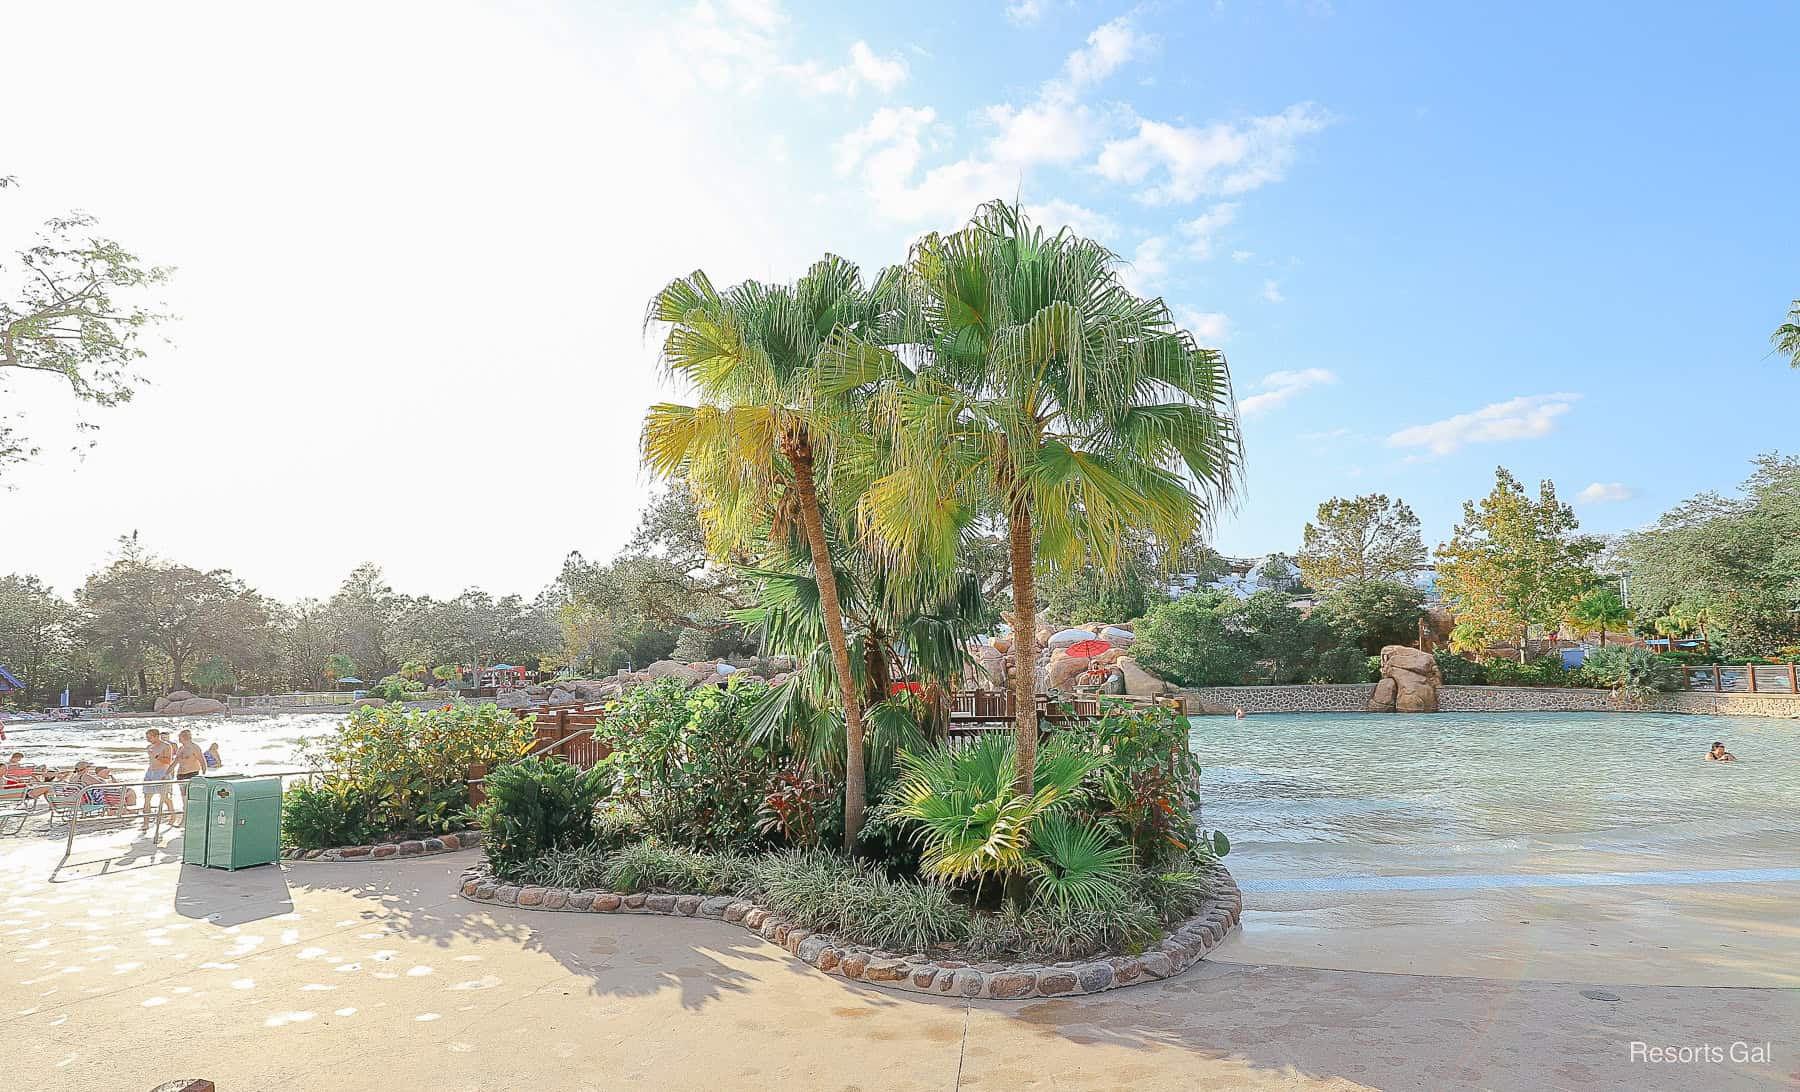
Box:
xmin=283 ymin=829 xmax=483 ymax=862
xmin=456 ymin=864 xmax=1242 ymax=1000
xmin=1176 ymin=684 xmax=1800 ymax=719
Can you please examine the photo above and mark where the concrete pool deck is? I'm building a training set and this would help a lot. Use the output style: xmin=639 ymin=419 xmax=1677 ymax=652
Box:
xmin=4 ymin=832 xmax=1796 ymax=1090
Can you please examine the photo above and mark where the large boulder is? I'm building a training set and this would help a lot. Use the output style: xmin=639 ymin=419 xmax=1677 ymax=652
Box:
xmin=1045 ymin=652 xmax=1091 ymax=691
xmin=1101 ymin=626 xmax=1135 ymax=646
xmin=491 ymin=690 xmax=532 ymax=710
xmin=1115 ymin=656 xmax=1173 ymax=697
xmin=969 ymin=643 xmax=1007 ymax=688
xmin=642 ymin=660 xmax=685 ymax=679
xmin=547 ymin=688 xmax=578 ymax=706
xmin=153 ymin=696 xmax=170 ymax=714
xmin=1369 ymin=645 xmax=1441 ymax=713
xmin=1046 ymin=628 xmax=1098 ymax=651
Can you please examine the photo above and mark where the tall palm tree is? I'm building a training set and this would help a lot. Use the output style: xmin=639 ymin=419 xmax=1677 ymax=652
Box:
xmin=642 ymin=256 xmax=883 ymax=848
xmin=1566 ymin=587 xmax=1632 ymax=648
xmin=833 ymin=202 xmax=1243 ymax=792
xmin=1773 ymin=299 xmax=1800 ymax=369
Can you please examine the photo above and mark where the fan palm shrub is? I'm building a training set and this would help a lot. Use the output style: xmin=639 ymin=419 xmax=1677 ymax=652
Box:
xmin=883 ymin=733 xmax=1128 ymax=907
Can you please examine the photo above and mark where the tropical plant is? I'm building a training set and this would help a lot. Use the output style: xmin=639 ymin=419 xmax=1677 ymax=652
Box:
xmin=1314 ymin=645 xmax=1374 ymax=683
xmin=477 ymin=756 xmax=612 ymax=880
xmin=1433 ymin=649 xmax=1486 ymax=685
xmin=597 ymin=675 xmax=779 ymax=852
xmin=1578 ymin=645 xmax=1681 ymax=699
xmin=836 ymin=201 xmax=1242 ymax=793
xmin=1060 ymin=700 xmax=1202 ymax=865
xmin=757 ymin=763 xmax=834 ymax=847
xmin=280 ymin=780 xmax=382 ymax=849
xmin=370 ymin=673 xmax=422 ymax=702
xmin=303 ymin=701 xmax=534 ymax=836
xmin=1025 ymin=813 xmax=1133 ymax=911
xmin=1565 ymin=587 xmax=1632 ymax=647
xmin=1773 ymin=299 xmax=1800 ymax=369
xmin=883 ymin=733 xmax=1111 ymax=904
xmin=642 ymin=255 xmax=888 ymax=849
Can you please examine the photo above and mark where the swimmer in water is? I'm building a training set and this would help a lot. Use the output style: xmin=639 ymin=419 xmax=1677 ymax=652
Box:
xmin=1234 ymin=706 xmax=1246 ymax=719
xmin=1705 ymin=741 xmax=1735 ymax=762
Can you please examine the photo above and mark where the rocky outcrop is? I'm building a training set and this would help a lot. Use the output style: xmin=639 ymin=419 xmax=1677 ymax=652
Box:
xmin=1116 ymin=656 xmax=1174 ymax=697
xmin=153 ymin=691 xmax=228 ymax=716
xmin=1368 ymin=645 xmax=1442 ymax=713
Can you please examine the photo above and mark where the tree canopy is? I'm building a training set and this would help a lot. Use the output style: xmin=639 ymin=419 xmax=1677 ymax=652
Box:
xmin=1436 ymin=468 xmax=1599 ymax=660
xmin=1 ymin=180 xmax=172 ymax=475
xmin=1297 ymin=493 xmax=1427 ymax=591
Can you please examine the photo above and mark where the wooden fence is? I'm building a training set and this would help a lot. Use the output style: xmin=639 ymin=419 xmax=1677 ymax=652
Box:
xmin=1683 ymin=664 xmax=1800 ymax=694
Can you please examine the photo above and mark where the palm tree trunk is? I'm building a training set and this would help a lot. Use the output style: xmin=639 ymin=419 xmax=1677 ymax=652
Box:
xmin=1007 ymin=498 xmax=1038 ymax=795
xmin=787 ymin=443 xmax=867 ymax=851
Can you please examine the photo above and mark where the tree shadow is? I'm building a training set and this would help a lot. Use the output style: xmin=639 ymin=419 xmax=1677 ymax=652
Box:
xmin=174 ymin=860 xmax=295 ymax=927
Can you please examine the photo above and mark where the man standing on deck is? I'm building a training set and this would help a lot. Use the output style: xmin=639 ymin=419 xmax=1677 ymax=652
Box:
xmin=141 ymin=728 xmax=177 ymax=832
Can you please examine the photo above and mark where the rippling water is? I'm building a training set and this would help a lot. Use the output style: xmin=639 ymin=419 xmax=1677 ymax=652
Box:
xmin=1188 ymin=711 xmax=1800 ymax=875
xmin=3 ymin=712 xmax=341 ymax=778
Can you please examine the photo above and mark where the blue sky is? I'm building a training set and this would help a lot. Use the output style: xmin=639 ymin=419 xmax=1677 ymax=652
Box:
xmin=4 ymin=1 xmax=1796 ymax=597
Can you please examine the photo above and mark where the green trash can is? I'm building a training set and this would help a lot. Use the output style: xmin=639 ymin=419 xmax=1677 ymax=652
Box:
xmin=181 ymin=776 xmax=283 ymax=871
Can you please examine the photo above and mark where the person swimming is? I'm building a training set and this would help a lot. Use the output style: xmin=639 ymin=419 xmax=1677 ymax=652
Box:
xmin=1233 ymin=706 xmax=1246 ymax=719
xmin=1706 ymin=741 xmax=1736 ymax=762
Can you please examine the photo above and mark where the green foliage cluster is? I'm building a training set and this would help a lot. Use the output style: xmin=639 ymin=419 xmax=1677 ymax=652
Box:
xmin=281 ymin=780 xmax=383 ymax=850
xmin=596 ymin=676 xmax=780 ymax=852
xmin=285 ymin=702 xmax=533 ymax=847
xmin=475 ymin=757 xmax=612 ymax=878
xmin=370 ymin=673 xmax=424 ymax=702
xmin=1576 ymin=646 xmax=1682 ymax=697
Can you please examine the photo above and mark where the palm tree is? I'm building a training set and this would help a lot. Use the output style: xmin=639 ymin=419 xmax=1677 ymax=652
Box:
xmin=642 ymin=256 xmax=884 ymax=848
xmin=1566 ymin=587 xmax=1632 ymax=648
xmin=1773 ymin=300 xmax=1800 ymax=369
xmin=835 ymin=202 xmax=1243 ymax=792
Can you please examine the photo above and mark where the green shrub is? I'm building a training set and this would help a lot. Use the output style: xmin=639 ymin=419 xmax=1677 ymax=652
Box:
xmin=1578 ymin=646 xmax=1682 ymax=696
xmin=1131 ymin=866 xmax=1215 ymax=921
xmin=1433 ymin=650 xmax=1486 ymax=684
xmin=371 ymin=673 xmax=424 ymax=702
xmin=511 ymin=843 xmax=611 ymax=888
xmin=963 ymin=900 xmax=1162 ymax=963
xmin=1314 ymin=645 xmax=1375 ymax=683
xmin=1059 ymin=700 xmax=1201 ymax=868
xmin=597 ymin=676 xmax=779 ymax=852
xmin=478 ymin=756 xmax=611 ymax=881
xmin=601 ymin=840 xmax=725 ymax=894
xmin=281 ymin=780 xmax=382 ymax=849
xmin=305 ymin=701 xmax=534 ymax=836
xmin=1481 ymin=655 xmax=1571 ymax=687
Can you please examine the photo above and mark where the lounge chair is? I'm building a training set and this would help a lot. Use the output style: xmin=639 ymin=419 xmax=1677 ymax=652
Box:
xmin=1 ymin=766 xmax=45 ymax=835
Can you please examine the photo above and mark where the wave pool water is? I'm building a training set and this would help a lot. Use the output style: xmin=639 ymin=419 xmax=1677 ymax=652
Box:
xmin=1188 ymin=710 xmax=1800 ymax=883
xmin=3 ymin=712 xmax=338 ymax=778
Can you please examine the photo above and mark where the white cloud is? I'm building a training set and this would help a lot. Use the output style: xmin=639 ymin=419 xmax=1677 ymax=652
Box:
xmin=1231 ymin=249 xmax=1254 ymax=262
xmin=1261 ymin=278 xmax=1284 ymax=303
xmin=1576 ymin=482 xmax=1637 ymax=504
xmin=1172 ymin=306 xmax=1230 ymax=344
xmin=1176 ymin=202 xmax=1237 ymax=259
xmin=681 ymin=3 xmax=908 ymax=96
xmin=834 ymin=107 xmax=1014 ymax=224
xmin=987 ymin=99 xmax=1101 ymax=165
xmin=1239 ymin=368 xmax=1337 ymax=417
xmin=1096 ymin=103 xmax=1330 ymax=204
xmin=1064 ymin=16 xmax=1152 ymax=92
xmin=1005 ymin=0 xmax=1046 ymax=24
xmin=1025 ymin=198 xmax=1118 ymax=241
xmin=1386 ymin=393 xmax=1581 ymax=457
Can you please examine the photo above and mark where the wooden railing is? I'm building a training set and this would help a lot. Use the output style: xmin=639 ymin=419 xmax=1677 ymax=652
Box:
xmin=467 ymin=701 xmax=612 ymax=805
xmin=1683 ymin=664 xmax=1799 ymax=694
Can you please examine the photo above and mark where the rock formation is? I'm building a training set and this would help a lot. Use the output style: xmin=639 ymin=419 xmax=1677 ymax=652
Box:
xmin=1367 ymin=645 xmax=1442 ymax=713
xmin=154 ymin=691 xmax=228 ymax=716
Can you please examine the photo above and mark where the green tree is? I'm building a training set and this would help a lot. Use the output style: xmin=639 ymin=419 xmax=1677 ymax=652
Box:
xmin=1132 ymin=591 xmax=1254 ymax=686
xmin=0 ymin=574 xmax=79 ymax=703
xmin=1436 ymin=468 xmax=1600 ymax=662
xmin=1297 ymin=494 xmax=1428 ymax=591
xmin=191 ymin=656 xmax=237 ymax=697
xmin=1315 ymin=578 xmax=1426 ymax=655
xmin=1565 ymin=587 xmax=1632 ymax=648
xmin=1618 ymin=455 xmax=1800 ymax=657
xmin=642 ymin=256 xmax=884 ymax=849
xmin=844 ymin=202 xmax=1242 ymax=792
xmin=1 ymin=180 xmax=172 ymax=476
xmin=324 ymin=653 xmax=356 ymax=688
xmin=78 ymin=536 xmax=271 ymax=691
xmin=1772 ymin=299 xmax=1800 ymax=369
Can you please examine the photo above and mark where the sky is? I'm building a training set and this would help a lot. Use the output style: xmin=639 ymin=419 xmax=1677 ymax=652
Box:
xmin=2 ymin=0 xmax=1796 ymax=603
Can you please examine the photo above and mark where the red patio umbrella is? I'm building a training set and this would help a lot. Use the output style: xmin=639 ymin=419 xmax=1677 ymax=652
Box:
xmin=1065 ymin=639 xmax=1112 ymax=659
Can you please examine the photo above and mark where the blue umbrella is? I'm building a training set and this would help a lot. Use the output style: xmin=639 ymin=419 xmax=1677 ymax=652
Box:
xmin=338 ymin=676 xmax=365 ymax=686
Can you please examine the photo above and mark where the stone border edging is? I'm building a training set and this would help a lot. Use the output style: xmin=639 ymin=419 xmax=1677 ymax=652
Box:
xmin=283 ymin=829 xmax=483 ymax=862
xmin=456 ymin=863 xmax=1241 ymax=1000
